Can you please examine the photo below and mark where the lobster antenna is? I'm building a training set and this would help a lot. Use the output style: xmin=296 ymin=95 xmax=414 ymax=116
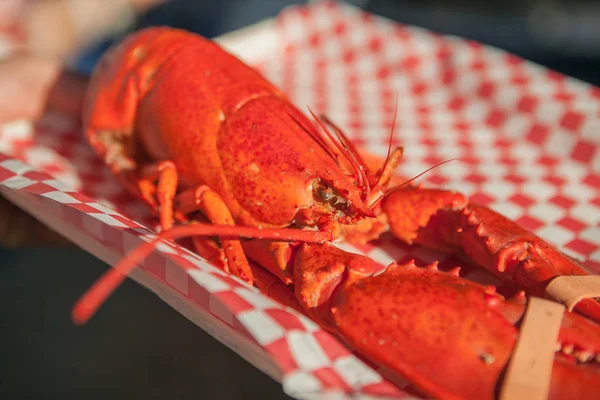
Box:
xmin=320 ymin=115 xmax=371 ymax=198
xmin=307 ymin=107 xmax=366 ymax=192
xmin=71 ymin=223 xmax=332 ymax=325
xmin=370 ymin=158 xmax=458 ymax=209
xmin=376 ymin=92 xmax=400 ymax=188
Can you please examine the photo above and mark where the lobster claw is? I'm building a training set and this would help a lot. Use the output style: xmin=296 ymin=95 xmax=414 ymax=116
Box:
xmin=328 ymin=261 xmax=600 ymax=400
xmin=292 ymin=243 xmax=384 ymax=332
xmin=249 ymin=241 xmax=600 ymax=399
xmin=380 ymin=187 xmax=600 ymax=323
xmin=331 ymin=261 xmax=514 ymax=399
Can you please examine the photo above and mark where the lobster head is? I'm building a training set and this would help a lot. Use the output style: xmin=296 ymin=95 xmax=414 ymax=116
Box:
xmin=285 ymin=107 xmax=386 ymax=230
xmin=218 ymin=95 xmax=385 ymax=232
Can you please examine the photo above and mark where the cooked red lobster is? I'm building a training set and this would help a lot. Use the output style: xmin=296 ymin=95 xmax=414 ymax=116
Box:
xmin=73 ymin=27 xmax=600 ymax=399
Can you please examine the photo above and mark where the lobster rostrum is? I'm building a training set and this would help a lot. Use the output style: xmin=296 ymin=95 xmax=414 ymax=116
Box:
xmin=73 ymin=27 xmax=600 ymax=399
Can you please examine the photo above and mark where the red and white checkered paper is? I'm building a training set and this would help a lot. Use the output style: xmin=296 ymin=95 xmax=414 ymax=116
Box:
xmin=1 ymin=2 xmax=599 ymax=399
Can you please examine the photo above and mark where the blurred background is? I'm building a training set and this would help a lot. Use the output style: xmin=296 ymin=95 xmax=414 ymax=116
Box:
xmin=1 ymin=1 xmax=598 ymax=399
xmin=73 ymin=0 xmax=600 ymax=85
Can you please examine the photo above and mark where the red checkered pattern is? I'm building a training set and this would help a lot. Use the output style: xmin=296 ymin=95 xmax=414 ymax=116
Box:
xmin=1 ymin=2 xmax=599 ymax=398
xmin=262 ymin=1 xmax=600 ymax=273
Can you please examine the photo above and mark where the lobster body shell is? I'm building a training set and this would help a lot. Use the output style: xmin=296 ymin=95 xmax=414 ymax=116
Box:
xmin=84 ymin=27 xmax=368 ymax=230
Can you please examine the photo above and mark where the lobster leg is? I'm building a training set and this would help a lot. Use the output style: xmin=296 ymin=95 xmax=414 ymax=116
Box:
xmin=241 ymin=240 xmax=298 ymax=284
xmin=137 ymin=160 xmax=178 ymax=230
xmin=187 ymin=223 xmax=228 ymax=270
xmin=173 ymin=185 xmax=254 ymax=284
xmin=250 ymin=263 xmax=304 ymax=314
xmin=380 ymin=187 xmax=600 ymax=322
xmin=126 ymin=160 xmax=254 ymax=284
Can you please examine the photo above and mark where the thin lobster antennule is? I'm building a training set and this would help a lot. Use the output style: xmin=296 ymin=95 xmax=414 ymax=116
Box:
xmin=319 ymin=115 xmax=371 ymax=199
xmin=71 ymin=224 xmax=333 ymax=326
xmin=376 ymin=93 xmax=400 ymax=189
xmin=320 ymin=116 xmax=371 ymax=182
xmin=369 ymin=158 xmax=458 ymax=210
xmin=307 ymin=107 xmax=368 ymax=194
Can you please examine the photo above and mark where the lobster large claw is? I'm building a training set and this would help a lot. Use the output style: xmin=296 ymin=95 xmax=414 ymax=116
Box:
xmin=285 ymin=243 xmax=600 ymax=400
xmin=380 ymin=187 xmax=600 ymax=323
xmin=328 ymin=260 xmax=600 ymax=400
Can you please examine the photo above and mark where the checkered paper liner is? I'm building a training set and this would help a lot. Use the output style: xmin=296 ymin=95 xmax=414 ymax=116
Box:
xmin=1 ymin=2 xmax=599 ymax=399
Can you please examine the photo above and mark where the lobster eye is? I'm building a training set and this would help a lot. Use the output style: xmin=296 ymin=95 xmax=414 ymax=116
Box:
xmin=317 ymin=187 xmax=334 ymax=201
